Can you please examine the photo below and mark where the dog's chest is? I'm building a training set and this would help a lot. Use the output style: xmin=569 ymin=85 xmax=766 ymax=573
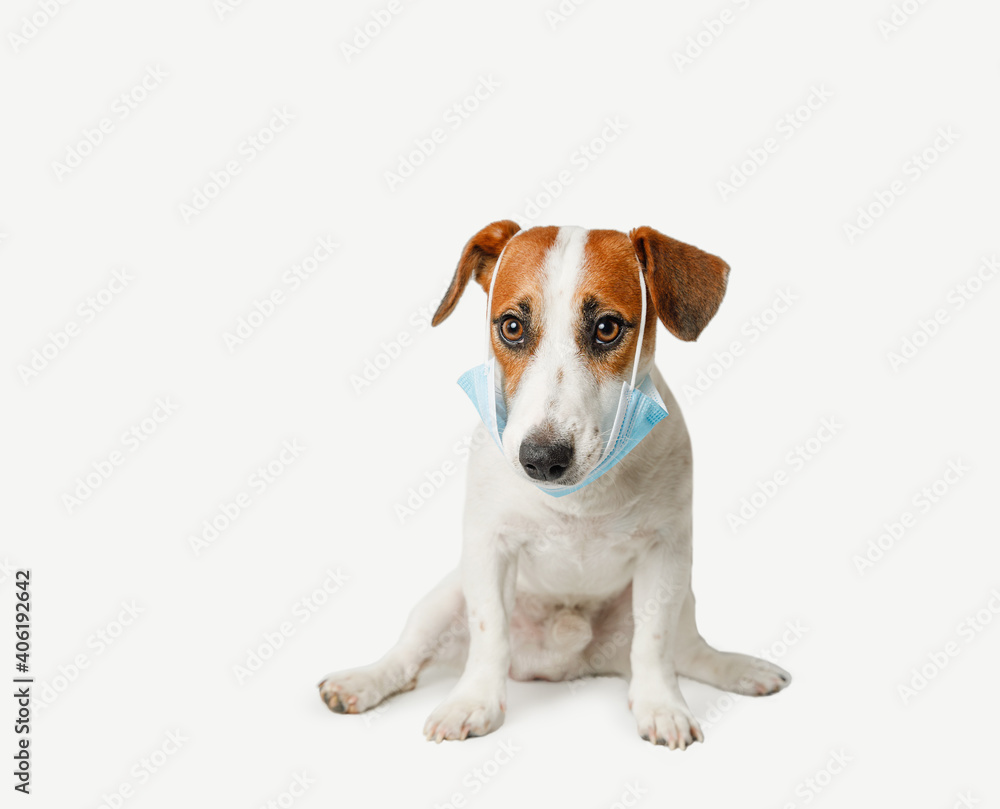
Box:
xmin=513 ymin=511 xmax=651 ymax=601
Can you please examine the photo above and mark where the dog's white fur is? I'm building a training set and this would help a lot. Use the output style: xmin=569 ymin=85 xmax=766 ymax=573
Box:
xmin=320 ymin=225 xmax=790 ymax=748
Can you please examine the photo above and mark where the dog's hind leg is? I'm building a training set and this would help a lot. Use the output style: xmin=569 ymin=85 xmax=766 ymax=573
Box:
xmin=673 ymin=592 xmax=792 ymax=696
xmin=319 ymin=569 xmax=468 ymax=714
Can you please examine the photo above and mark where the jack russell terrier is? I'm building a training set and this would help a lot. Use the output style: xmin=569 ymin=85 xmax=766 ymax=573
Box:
xmin=320 ymin=222 xmax=791 ymax=748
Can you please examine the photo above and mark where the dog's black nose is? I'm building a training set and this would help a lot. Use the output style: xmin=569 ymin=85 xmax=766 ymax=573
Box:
xmin=519 ymin=439 xmax=573 ymax=482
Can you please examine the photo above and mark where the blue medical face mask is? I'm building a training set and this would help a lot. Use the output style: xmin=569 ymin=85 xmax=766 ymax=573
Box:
xmin=456 ymin=239 xmax=669 ymax=497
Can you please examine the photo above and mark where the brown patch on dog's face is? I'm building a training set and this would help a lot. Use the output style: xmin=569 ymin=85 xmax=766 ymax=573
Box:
xmin=576 ymin=229 xmax=655 ymax=384
xmin=488 ymin=226 xmax=559 ymax=400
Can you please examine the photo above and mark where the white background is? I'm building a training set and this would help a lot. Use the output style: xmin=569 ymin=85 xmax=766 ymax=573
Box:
xmin=2 ymin=0 xmax=999 ymax=806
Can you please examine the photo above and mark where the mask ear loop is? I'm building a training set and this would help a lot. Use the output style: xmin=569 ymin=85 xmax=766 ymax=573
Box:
xmin=589 ymin=247 xmax=650 ymax=466
xmin=628 ymin=247 xmax=649 ymax=390
xmin=484 ymin=242 xmax=511 ymax=358
xmin=483 ymin=240 xmax=513 ymax=445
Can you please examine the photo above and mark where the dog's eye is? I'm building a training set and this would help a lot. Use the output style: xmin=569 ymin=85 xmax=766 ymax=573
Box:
xmin=594 ymin=317 xmax=622 ymax=345
xmin=499 ymin=316 xmax=524 ymax=344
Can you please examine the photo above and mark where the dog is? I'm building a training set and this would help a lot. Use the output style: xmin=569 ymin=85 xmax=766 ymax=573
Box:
xmin=319 ymin=221 xmax=791 ymax=749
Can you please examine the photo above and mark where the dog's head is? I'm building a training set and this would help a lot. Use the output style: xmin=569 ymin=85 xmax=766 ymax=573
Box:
xmin=433 ymin=222 xmax=729 ymax=488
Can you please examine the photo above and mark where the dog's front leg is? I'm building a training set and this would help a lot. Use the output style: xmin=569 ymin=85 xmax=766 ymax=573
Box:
xmin=629 ymin=537 xmax=703 ymax=749
xmin=424 ymin=527 xmax=515 ymax=742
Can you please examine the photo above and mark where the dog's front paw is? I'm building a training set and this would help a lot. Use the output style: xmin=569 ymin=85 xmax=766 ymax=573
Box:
xmin=423 ymin=690 xmax=506 ymax=742
xmin=729 ymin=656 xmax=792 ymax=696
xmin=632 ymin=699 xmax=703 ymax=750
xmin=318 ymin=665 xmax=414 ymax=714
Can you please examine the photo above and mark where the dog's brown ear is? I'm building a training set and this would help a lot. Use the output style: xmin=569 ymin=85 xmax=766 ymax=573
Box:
xmin=629 ymin=226 xmax=730 ymax=341
xmin=432 ymin=220 xmax=521 ymax=326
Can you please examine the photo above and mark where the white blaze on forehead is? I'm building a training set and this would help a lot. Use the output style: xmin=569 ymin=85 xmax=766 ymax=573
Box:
xmin=540 ymin=226 xmax=590 ymax=359
xmin=503 ymin=226 xmax=593 ymax=444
